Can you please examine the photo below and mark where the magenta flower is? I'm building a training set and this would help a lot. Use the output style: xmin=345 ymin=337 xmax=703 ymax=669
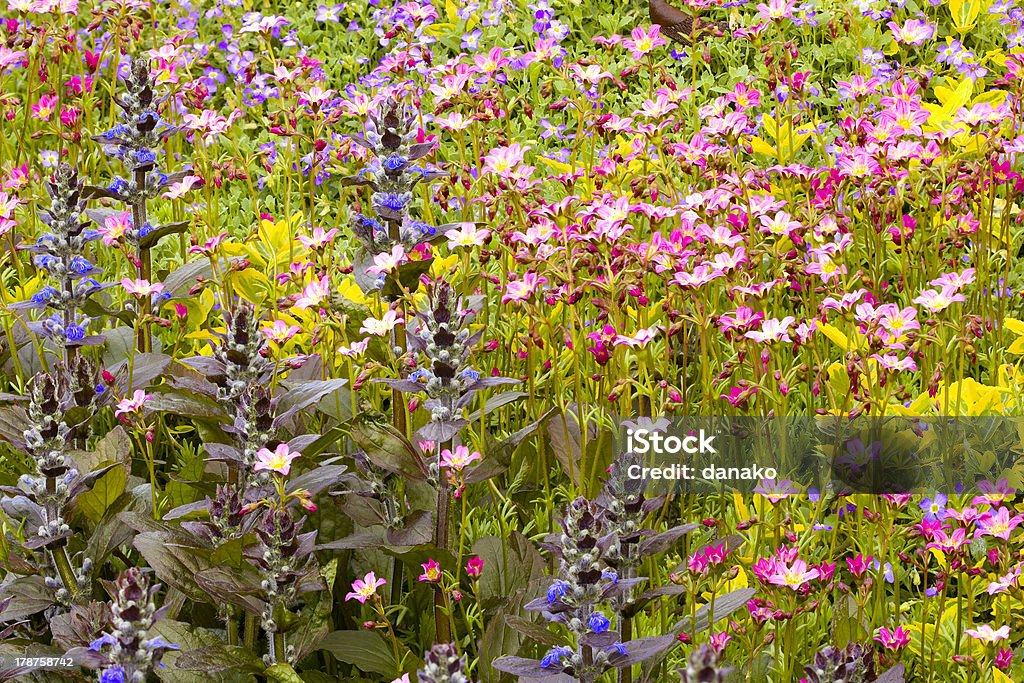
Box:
xmin=846 ymin=553 xmax=873 ymax=578
xmin=32 ymin=93 xmax=58 ymax=120
xmin=345 ymin=571 xmax=386 ymax=603
xmin=466 ymin=556 xmax=484 ymax=578
xmin=419 ymin=558 xmax=442 ymax=583
xmin=875 ymin=626 xmax=910 ymax=651
xmin=976 ymin=507 xmax=1024 ymax=541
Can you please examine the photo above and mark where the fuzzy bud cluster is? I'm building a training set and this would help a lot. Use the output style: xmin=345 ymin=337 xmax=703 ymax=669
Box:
xmin=802 ymin=642 xmax=875 ymax=683
xmin=88 ymin=568 xmax=178 ymax=683
xmin=10 ymin=359 xmax=108 ymax=551
xmin=417 ymin=642 xmax=472 ymax=683
xmin=679 ymin=644 xmax=734 ymax=683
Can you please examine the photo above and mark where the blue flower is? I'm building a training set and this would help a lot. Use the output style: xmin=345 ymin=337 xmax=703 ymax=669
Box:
xmin=31 ymin=286 xmax=58 ymax=304
xmin=607 ymin=642 xmax=628 ymax=656
xmin=65 ymin=325 xmax=85 ymax=341
xmin=460 ymin=368 xmax=481 ymax=382
xmin=383 ymin=154 xmax=407 ymax=171
xmin=540 ymin=645 xmax=573 ymax=668
xmin=89 ymin=633 xmax=117 ymax=651
xmin=35 ymin=255 xmax=58 ymax=271
xmin=546 ymin=579 xmax=568 ymax=604
xmin=100 ymin=666 xmax=125 ymax=683
xmin=601 ymin=569 xmax=619 ymax=584
xmin=920 ymin=493 xmax=948 ymax=522
xmin=588 ymin=612 xmax=610 ymax=634
xmin=135 ymin=149 xmax=157 ymax=165
xmin=108 ymin=178 xmax=129 ymax=194
xmin=138 ymin=223 xmax=154 ymax=238
xmin=375 ymin=192 xmax=407 ymax=212
xmin=69 ymin=256 xmax=94 ymax=274
xmin=94 ymin=384 xmax=105 ymax=394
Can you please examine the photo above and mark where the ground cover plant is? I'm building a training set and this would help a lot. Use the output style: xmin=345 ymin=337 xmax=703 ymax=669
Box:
xmin=0 ymin=0 xmax=1022 ymax=680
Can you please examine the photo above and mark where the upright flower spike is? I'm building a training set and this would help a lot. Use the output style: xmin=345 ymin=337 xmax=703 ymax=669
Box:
xmin=74 ymin=567 xmax=179 ymax=681
xmin=11 ymin=163 xmax=107 ymax=356
xmin=343 ymin=96 xmax=469 ymax=296
xmin=0 ymin=357 xmax=113 ymax=604
xmin=86 ymin=56 xmax=195 ymax=353
xmin=374 ymin=278 xmax=519 ymax=444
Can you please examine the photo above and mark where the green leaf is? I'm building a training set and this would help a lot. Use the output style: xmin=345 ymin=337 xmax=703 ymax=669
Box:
xmin=319 ymin=631 xmax=410 ymax=676
xmin=349 ymin=418 xmax=428 ymax=479
xmin=264 ymin=664 xmax=303 ymax=683
xmin=76 ymin=466 xmax=127 ymax=524
xmin=151 ymin=620 xmax=257 ymax=683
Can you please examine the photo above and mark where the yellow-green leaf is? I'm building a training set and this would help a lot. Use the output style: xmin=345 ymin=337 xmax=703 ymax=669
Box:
xmin=749 ymin=137 xmax=777 ymax=157
xmin=77 ymin=467 xmax=127 ymax=524
xmin=949 ymin=0 xmax=981 ymax=32
xmin=539 ymin=156 xmax=573 ymax=174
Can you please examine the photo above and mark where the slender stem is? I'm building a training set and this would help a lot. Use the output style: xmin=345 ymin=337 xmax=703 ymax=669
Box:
xmin=132 ymin=167 xmax=152 ymax=353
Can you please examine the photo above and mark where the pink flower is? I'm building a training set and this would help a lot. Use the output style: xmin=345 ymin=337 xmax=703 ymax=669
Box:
xmin=766 ymin=558 xmax=819 ymax=590
xmin=744 ymin=317 xmax=795 ymax=343
xmin=359 ymin=310 xmax=403 ymax=336
xmin=756 ymin=0 xmax=796 ymax=19
xmin=875 ymin=626 xmax=910 ymax=651
xmin=121 ymin=278 xmax=164 ymax=297
xmin=888 ymin=18 xmax=935 ymax=45
xmin=502 ymin=272 xmax=547 ymax=304
xmin=294 ymin=276 xmax=330 ymax=310
xmin=445 ymin=223 xmax=491 ymax=249
xmin=965 ymin=624 xmax=1010 ymax=644
xmin=995 ymin=647 xmax=1014 ymax=670
xmin=297 ymin=226 xmax=339 ymax=250
xmin=262 ymin=320 xmax=301 ymax=343
xmin=440 ymin=445 xmax=482 ymax=472
xmin=162 ymin=175 xmax=203 ymax=199
xmin=189 ymin=232 xmax=227 ymax=255
xmin=338 ymin=339 xmax=369 ymax=357
xmin=115 ymin=389 xmax=152 ymax=418
xmin=622 ymin=25 xmax=666 ymax=60
xmin=419 ymin=558 xmax=442 ymax=583
xmin=367 ymin=244 xmax=408 ymax=275
xmin=466 ymin=556 xmax=484 ymax=577
xmin=708 ymin=631 xmax=731 ymax=653
xmin=913 ymin=285 xmax=965 ymax=313
xmin=254 ymin=443 xmax=302 ymax=476
xmin=482 ymin=144 xmax=529 ymax=177
xmin=99 ymin=211 xmax=132 ymax=246
xmin=976 ymin=507 xmax=1024 ymax=541
xmin=345 ymin=571 xmax=386 ymax=603
xmin=31 ymin=93 xmax=58 ymax=120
